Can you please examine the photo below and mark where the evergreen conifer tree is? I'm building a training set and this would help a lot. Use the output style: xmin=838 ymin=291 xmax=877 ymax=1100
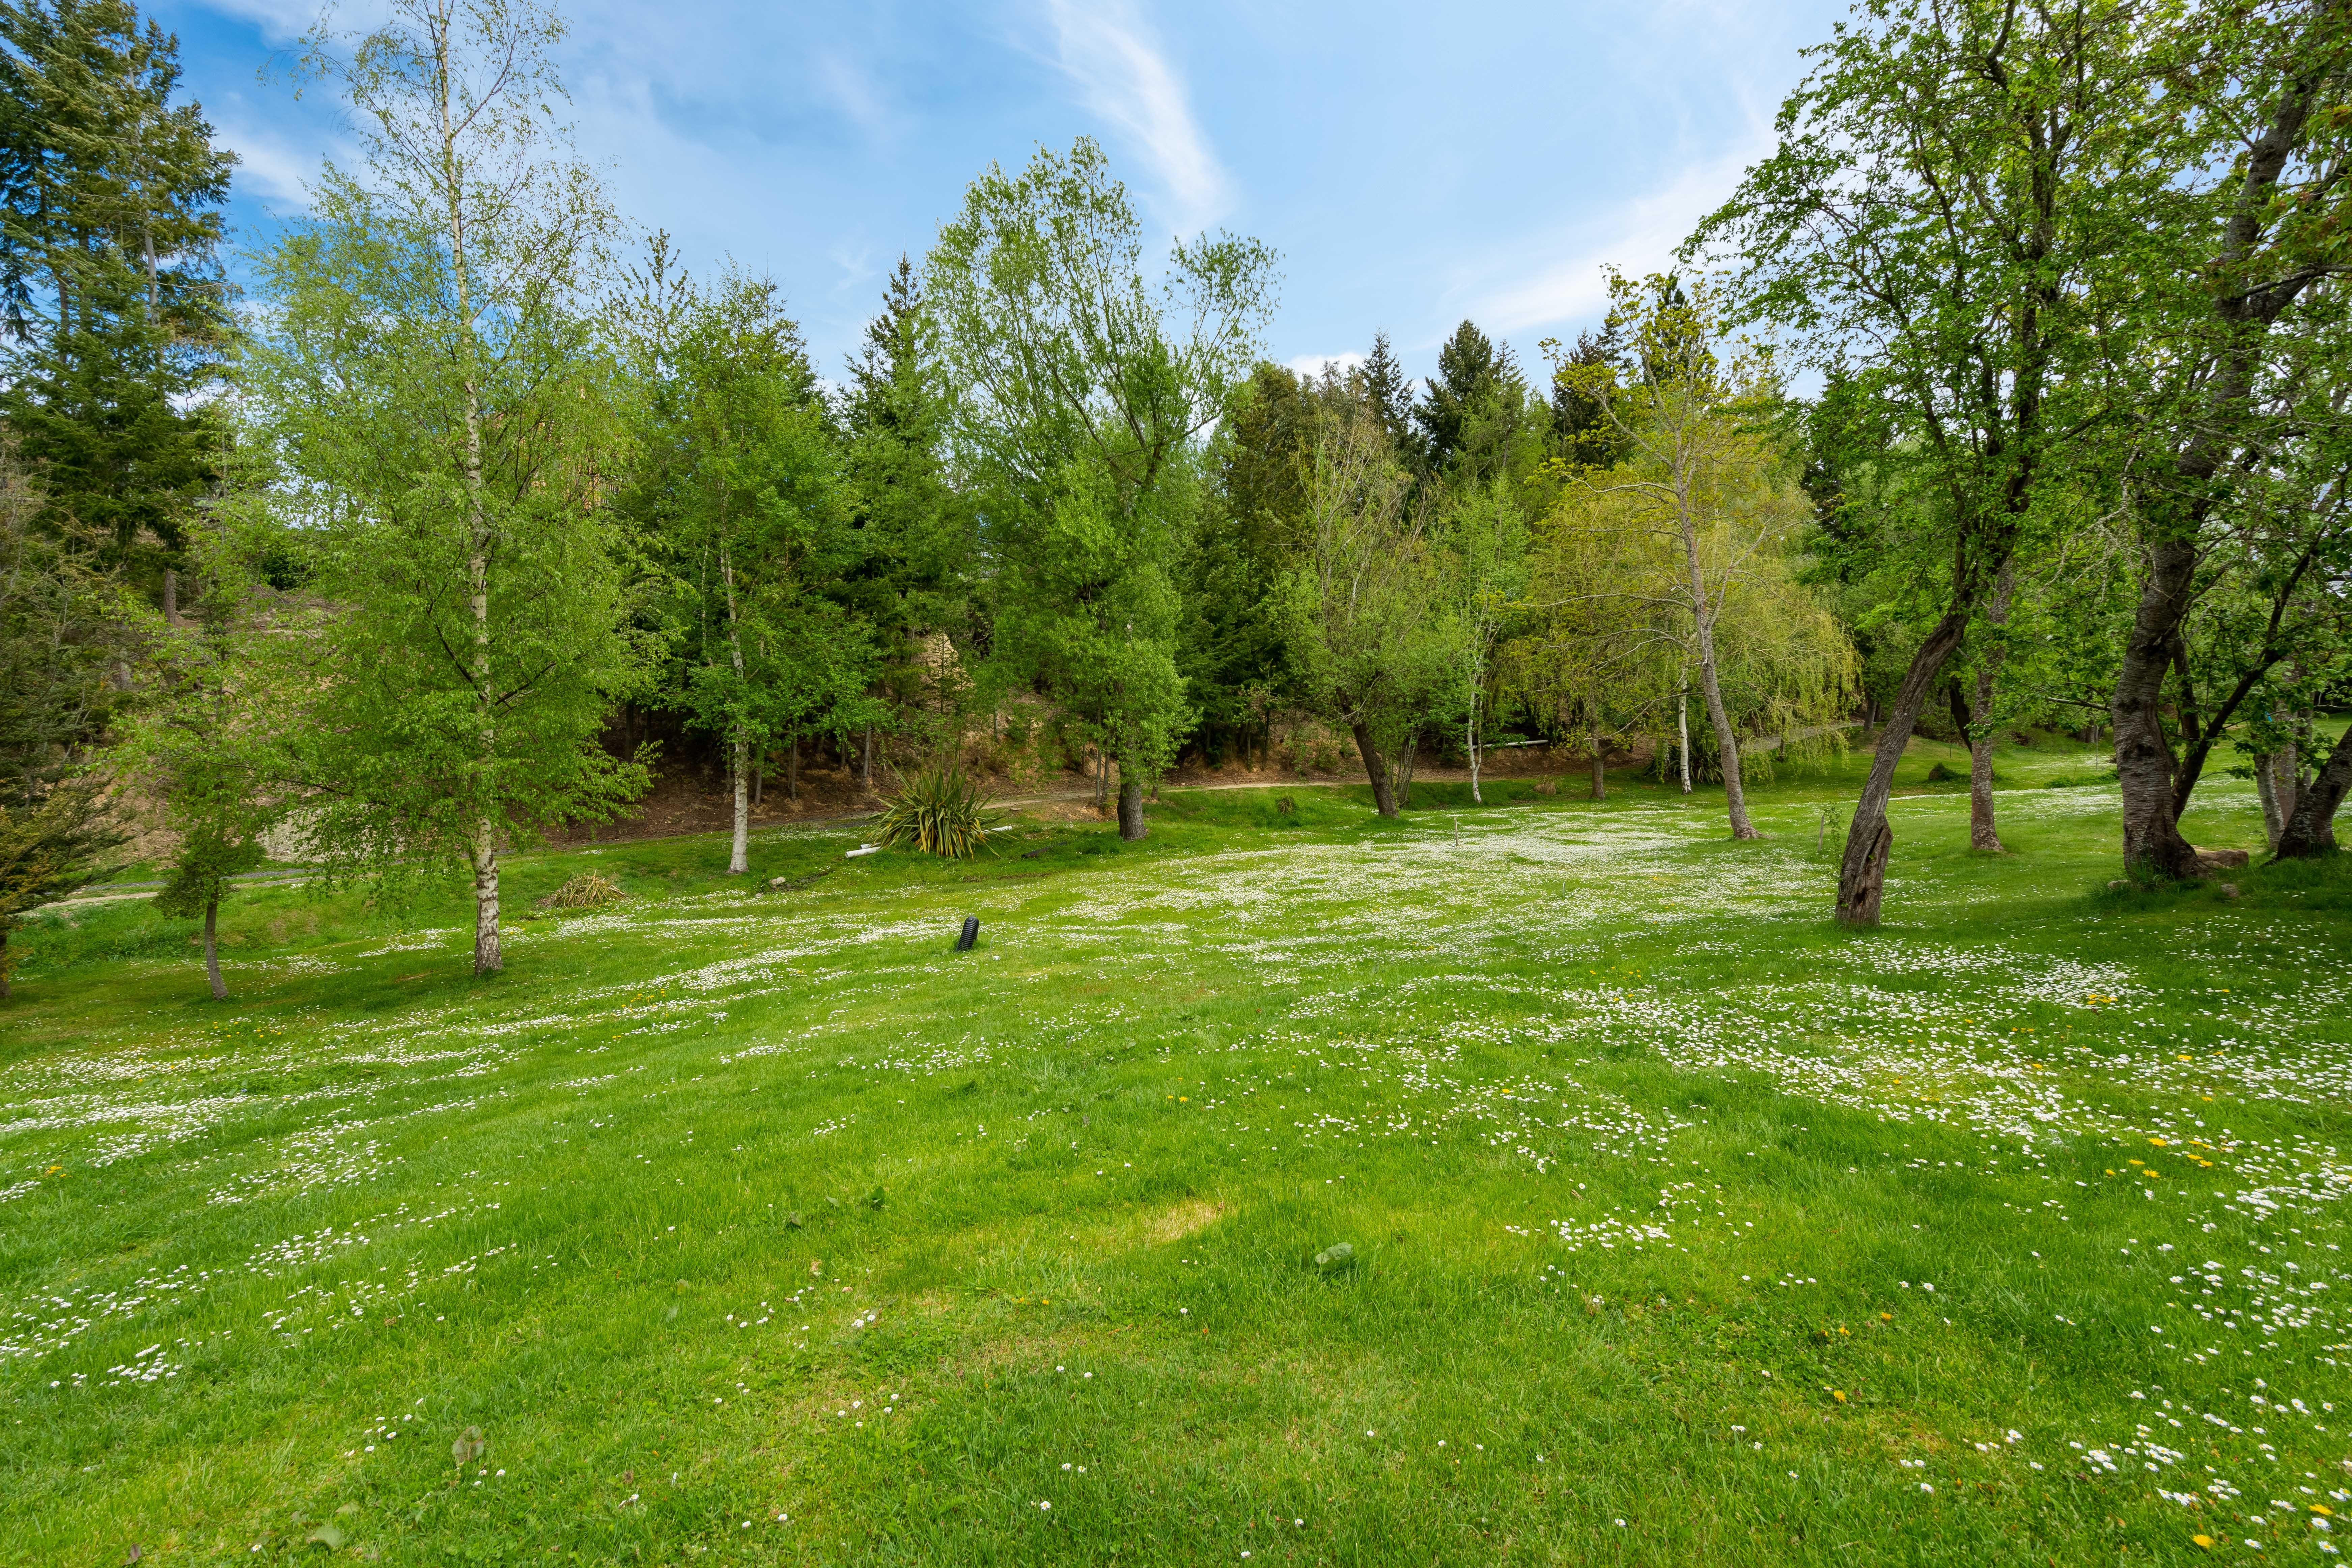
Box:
xmin=0 ymin=0 xmax=234 ymax=575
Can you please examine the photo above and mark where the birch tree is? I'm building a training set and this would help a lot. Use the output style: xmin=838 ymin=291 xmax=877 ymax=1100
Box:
xmin=1441 ymin=478 xmax=1527 ymax=804
xmin=248 ymin=0 xmax=649 ymax=975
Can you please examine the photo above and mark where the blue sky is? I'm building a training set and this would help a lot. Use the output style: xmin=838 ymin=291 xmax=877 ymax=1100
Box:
xmin=158 ymin=0 xmax=1848 ymax=389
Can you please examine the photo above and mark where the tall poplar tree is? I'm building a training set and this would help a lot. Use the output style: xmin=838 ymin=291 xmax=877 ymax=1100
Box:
xmin=248 ymin=0 xmax=650 ymax=975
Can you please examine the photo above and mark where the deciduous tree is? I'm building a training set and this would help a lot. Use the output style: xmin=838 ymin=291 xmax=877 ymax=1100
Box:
xmin=248 ymin=0 xmax=651 ymax=974
xmin=925 ymin=137 xmax=1274 ymax=839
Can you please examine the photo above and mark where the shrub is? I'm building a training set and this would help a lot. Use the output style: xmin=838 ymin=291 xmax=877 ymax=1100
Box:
xmin=874 ymin=766 xmax=998 ymax=859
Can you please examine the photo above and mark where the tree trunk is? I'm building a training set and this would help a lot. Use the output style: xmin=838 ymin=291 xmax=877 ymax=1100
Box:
xmin=2111 ymin=535 xmax=2205 ymax=880
xmin=163 ymin=568 xmax=178 ymax=627
xmin=1838 ymin=611 xmax=1968 ymax=926
xmin=1685 ymin=549 xmax=1757 ymax=838
xmin=1695 ymin=656 xmax=1754 ymax=838
xmin=1396 ymin=735 xmax=1418 ymax=809
xmin=788 ymin=736 xmax=799 ymax=801
xmin=752 ymin=757 xmax=762 ymax=807
xmin=203 ymin=897 xmax=225 ymax=1001
xmin=1968 ymin=564 xmax=2014 ymax=853
xmin=728 ymin=738 xmax=750 ymax=874
xmin=1589 ymin=730 xmax=1606 ymax=801
xmin=2274 ymin=725 xmax=2350 ymax=859
xmin=1117 ymin=769 xmax=1147 ymax=841
xmin=442 ymin=11 xmax=498 ymax=978
xmin=470 ymin=835 xmax=502 ymax=976
xmin=2109 ymin=45 xmax=2332 ymax=878
xmin=1673 ymin=686 xmax=1690 ymax=794
xmin=1093 ymin=748 xmax=1109 ymax=812
xmin=2255 ymin=753 xmax=2283 ymax=850
xmin=1350 ymin=721 xmax=1398 ymax=817
xmin=861 ymin=723 xmax=874 ymax=793
xmin=2277 ymin=738 xmax=2300 ymax=824
xmin=1467 ymin=710 xmax=1483 ymax=805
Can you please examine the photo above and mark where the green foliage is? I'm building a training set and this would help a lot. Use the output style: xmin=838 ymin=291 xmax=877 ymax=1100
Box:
xmin=1281 ymin=400 xmax=1450 ymax=812
xmin=0 ymin=436 xmax=125 ymax=996
xmin=1177 ymin=362 xmax=1314 ymax=760
xmin=245 ymin=0 xmax=653 ymax=969
xmin=873 ymin=763 xmax=998 ymax=859
xmin=836 ymin=255 xmax=976 ymax=752
xmin=0 ymin=0 xmax=235 ymax=574
xmin=0 ymin=775 xmax=118 ymax=995
xmin=1412 ymin=318 xmax=1528 ymax=481
xmin=619 ymin=264 xmax=875 ymax=865
xmin=926 ymin=137 xmax=1275 ymax=827
xmin=118 ymin=522 xmax=289 ymax=997
xmin=0 ymin=433 xmax=131 ymax=801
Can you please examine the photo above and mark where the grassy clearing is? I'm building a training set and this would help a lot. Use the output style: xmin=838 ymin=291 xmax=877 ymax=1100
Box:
xmin=3 ymin=737 xmax=2347 ymax=1566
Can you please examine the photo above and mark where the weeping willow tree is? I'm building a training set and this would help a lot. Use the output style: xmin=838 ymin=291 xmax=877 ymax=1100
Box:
xmin=1547 ymin=274 xmax=1856 ymax=825
xmin=1516 ymin=424 xmax=1855 ymax=801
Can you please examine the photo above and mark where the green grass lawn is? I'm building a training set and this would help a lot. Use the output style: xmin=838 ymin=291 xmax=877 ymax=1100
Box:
xmin=4 ymin=737 xmax=2348 ymax=1566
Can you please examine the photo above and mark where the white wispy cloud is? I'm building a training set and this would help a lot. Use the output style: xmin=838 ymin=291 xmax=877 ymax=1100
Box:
xmin=221 ymin=126 xmax=318 ymax=209
xmin=1286 ymin=351 xmax=1364 ymax=380
xmin=1458 ymin=130 xmax=1771 ymax=339
xmin=1042 ymin=0 xmax=1229 ymax=234
xmin=816 ymin=50 xmax=892 ymax=142
xmin=191 ymin=0 xmax=373 ymax=43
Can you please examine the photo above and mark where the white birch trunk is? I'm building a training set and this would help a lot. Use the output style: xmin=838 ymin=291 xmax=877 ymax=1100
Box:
xmin=729 ymin=739 xmax=750 ymax=874
xmin=721 ymin=544 xmax=749 ymax=874
xmin=1676 ymin=684 xmax=1691 ymax=795
xmin=438 ymin=14 xmax=501 ymax=977
xmin=1467 ymin=703 xmax=1483 ymax=805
